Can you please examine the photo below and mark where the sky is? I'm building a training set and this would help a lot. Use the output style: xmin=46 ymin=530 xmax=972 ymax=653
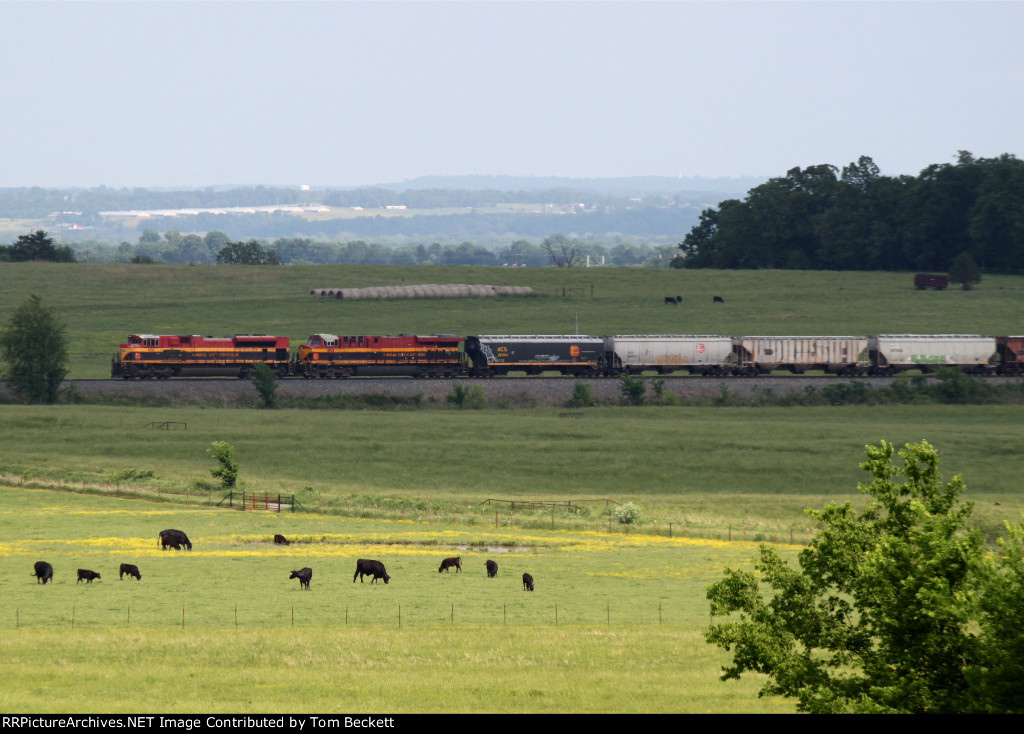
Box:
xmin=3 ymin=1 xmax=1022 ymax=188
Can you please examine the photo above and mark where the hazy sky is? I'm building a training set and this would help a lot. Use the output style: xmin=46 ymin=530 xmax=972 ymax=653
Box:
xmin=3 ymin=1 xmax=1022 ymax=188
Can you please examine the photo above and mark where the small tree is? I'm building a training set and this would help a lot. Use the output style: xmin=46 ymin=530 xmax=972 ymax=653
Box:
xmin=0 ymin=294 xmax=69 ymax=403
xmin=252 ymin=362 xmax=278 ymax=408
xmin=705 ymin=440 xmax=1024 ymax=713
xmin=948 ymin=252 xmax=981 ymax=290
xmin=208 ymin=441 xmax=239 ymax=488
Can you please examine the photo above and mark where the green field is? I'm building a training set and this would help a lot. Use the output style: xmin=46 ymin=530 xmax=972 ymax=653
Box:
xmin=0 ymin=486 xmax=790 ymax=713
xmin=2 ymin=263 xmax=1023 ymax=712
xmin=3 ymin=263 xmax=1024 ymax=377
xmin=2 ymin=404 xmax=1022 ymax=539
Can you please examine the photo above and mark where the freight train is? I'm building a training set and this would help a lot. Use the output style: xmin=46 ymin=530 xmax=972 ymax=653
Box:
xmin=110 ymin=333 xmax=1024 ymax=379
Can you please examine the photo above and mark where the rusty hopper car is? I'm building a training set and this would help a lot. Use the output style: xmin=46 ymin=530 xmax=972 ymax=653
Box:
xmin=464 ymin=335 xmax=605 ymax=376
xmin=111 ymin=334 xmax=290 ymax=379
xmin=296 ymin=333 xmax=465 ymax=378
xmin=604 ymin=335 xmax=734 ymax=375
xmin=996 ymin=336 xmax=1024 ymax=375
xmin=869 ymin=334 xmax=997 ymax=375
xmin=733 ymin=336 xmax=870 ymax=375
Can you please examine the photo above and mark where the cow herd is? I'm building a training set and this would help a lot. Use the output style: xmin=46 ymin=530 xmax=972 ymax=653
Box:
xmin=31 ymin=530 xmax=538 ymax=594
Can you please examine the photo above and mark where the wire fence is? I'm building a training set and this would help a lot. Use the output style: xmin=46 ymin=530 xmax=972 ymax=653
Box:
xmin=0 ymin=472 xmax=815 ymax=546
xmin=9 ymin=600 xmax=686 ymax=631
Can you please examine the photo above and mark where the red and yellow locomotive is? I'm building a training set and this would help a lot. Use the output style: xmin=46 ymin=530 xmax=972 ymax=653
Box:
xmin=296 ymin=333 xmax=465 ymax=378
xmin=111 ymin=334 xmax=291 ymax=379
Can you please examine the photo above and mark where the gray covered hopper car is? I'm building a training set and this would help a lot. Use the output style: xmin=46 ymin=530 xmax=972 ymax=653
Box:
xmin=604 ymin=335 xmax=734 ymax=375
xmin=868 ymin=334 xmax=996 ymax=374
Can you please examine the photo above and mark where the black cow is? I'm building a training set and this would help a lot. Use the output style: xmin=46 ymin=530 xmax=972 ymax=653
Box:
xmin=485 ymin=560 xmax=498 ymax=578
xmin=664 ymin=296 xmax=678 ymax=305
xmin=77 ymin=569 xmax=101 ymax=584
xmin=119 ymin=563 xmax=142 ymax=581
xmin=159 ymin=529 xmax=192 ymax=551
xmin=353 ymin=559 xmax=390 ymax=584
xmin=438 ymin=556 xmax=462 ymax=573
xmin=522 ymin=572 xmax=534 ymax=591
xmin=274 ymin=534 xmax=290 ymax=546
xmin=290 ymin=567 xmax=312 ymax=590
xmin=713 ymin=295 xmax=725 ymax=303
xmin=33 ymin=561 xmax=53 ymax=585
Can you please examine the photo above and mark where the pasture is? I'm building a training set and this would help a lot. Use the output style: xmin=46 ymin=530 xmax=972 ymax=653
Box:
xmin=3 ymin=263 xmax=1024 ymax=377
xmin=1 ymin=403 xmax=1022 ymax=539
xmin=0 ymin=486 xmax=790 ymax=713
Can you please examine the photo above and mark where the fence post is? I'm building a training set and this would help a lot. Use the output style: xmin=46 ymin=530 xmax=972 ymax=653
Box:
xmin=398 ymin=604 xmax=401 ymax=629
xmin=555 ymin=603 xmax=558 ymax=626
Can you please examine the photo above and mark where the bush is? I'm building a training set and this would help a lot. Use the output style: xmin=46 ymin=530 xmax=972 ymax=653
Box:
xmin=448 ymin=384 xmax=486 ymax=409
xmin=252 ymin=362 xmax=278 ymax=408
xmin=613 ymin=502 xmax=642 ymax=525
xmin=618 ymin=375 xmax=646 ymax=406
xmin=566 ymin=382 xmax=596 ymax=408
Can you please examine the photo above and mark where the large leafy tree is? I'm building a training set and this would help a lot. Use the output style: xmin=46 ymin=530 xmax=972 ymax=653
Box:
xmin=0 ymin=294 xmax=69 ymax=403
xmin=216 ymin=239 xmax=282 ymax=265
xmin=705 ymin=440 xmax=1023 ymax=713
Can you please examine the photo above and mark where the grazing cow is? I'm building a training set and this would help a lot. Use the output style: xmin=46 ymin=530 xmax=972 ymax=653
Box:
xmin=353 ymin=559 xmax=391 ymax=584
xmin=159 ymin=529 xmax=192 ymax=551
xmin=485 ymin=560 xmax=498 ymax=578
xmin=438 ymin=556 xmax=462 ymax=573
xmin=33 ymin=561 xmax=53 ymax=585
xmin=664 ymin=296 xmax=678 ymax=305
xmin=119 ymin=563 xmax=142 ymax=581
xmin=289 ymin=567 xmax=312 ymax=590
xmin=522 ymin=572 xmax=534 ymax=591
xmin=274 ymin=534 xmax=290 ymax=546
xmin=713 ymin=295 xmax=725 ymax=303
xmin=77 ymin=569 xmax=101 ymax=584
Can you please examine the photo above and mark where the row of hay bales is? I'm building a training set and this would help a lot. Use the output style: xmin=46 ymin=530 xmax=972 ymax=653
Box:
xmin=309 ymin=284 xmax=533 ymax=300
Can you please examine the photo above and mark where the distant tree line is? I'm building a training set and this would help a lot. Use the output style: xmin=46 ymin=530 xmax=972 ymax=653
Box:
xmin=119 ymin=204 xmax=693 ymax=243
xmin=674 ymin=152 xmax=1024 ymax=273
xmin=33 ymin=229 xmax=669 ymax=268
